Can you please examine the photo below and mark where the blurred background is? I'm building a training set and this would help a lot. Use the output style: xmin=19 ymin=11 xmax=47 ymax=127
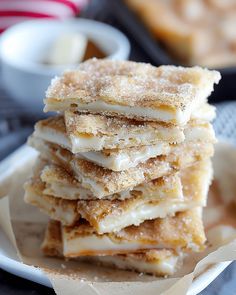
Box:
xmin=0 ymin=1 xmax=236 ymax=294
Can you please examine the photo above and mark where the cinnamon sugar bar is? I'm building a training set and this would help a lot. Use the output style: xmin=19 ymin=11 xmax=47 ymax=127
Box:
xmin=44 ymin=59 xmax=220 ymax=124
xmin=64 ymin=109 xmax=215 ymax=152
xmin=40 ymin=161 xmax=181 ymax=201
xmin=34 ymin=113 xmax=182 ymax=152
xmin=42 ymin=220 xmax=183 ymax=276
xmin=61 ymin=209 xmax=205 ymax=256
xmin=76 ymin=160 xmax=211 ymax=233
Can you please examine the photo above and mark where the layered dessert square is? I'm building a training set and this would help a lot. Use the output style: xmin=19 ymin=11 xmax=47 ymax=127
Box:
xmin=25 ymin=58 xmax=220 ymax=276
xmin=44 ymin=59 xmax=220 ymax=123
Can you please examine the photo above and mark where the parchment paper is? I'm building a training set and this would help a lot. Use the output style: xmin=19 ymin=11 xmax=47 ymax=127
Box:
xmin=0 ymin=142 xmax=236 ymax=295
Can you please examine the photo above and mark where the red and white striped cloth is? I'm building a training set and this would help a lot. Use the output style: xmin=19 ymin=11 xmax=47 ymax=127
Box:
xmin=0 ymin=0 xmax=89 ymax=33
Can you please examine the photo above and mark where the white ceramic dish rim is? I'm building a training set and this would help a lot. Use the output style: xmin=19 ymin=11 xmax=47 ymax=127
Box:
xmin=0 ymin=18 xmax=131 ymax=75
xmin=0 ymin=144 xmax=233 ymax=295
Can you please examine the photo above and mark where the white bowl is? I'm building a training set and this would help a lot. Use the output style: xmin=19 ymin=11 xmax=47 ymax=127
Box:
xmin=0 ymin=18 xmax=130 ymax=111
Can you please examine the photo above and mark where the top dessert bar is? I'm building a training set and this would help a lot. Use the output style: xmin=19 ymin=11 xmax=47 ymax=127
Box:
xmin=44 ymin=59 xmax=220 ymax=124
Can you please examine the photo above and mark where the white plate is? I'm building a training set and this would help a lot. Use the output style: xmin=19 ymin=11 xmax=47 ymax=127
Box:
xmin=0 ymin=145 xmax=233 ymax=295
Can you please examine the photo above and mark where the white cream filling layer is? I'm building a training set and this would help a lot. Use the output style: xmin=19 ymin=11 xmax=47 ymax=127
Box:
xmin=44 ymin=182 xmax=92 ymax=200
xmin=44 ymin=179 xmax=132 ymax=200
xmin=93 ymin=254 xmax=180 ymax=275
xmin=79 ymin=143 xmax=170 ymax=171
xmin=62 ymin=233 xmax=169 ymax=257
xmin=62 ymin=229 xmax=198 ymax=256
xmin=71 ymin=135 xmax=105 ymax=152
xmin=34 ymin=128 xmax=71 ymax=150
xmin=94 ymin=201 xmax=200 ymax=234
xmin=35 ymin=122 xmax=213 ymax=159
xmin=70 ymin=101 xmax=179 ymax=122
xmin=67 ymin=95 xmax=207 ymax=124
xmin=72 ymin=174 xmax=106 ymax=198
xmin=69 ymin=127 xmax=183 ymax=152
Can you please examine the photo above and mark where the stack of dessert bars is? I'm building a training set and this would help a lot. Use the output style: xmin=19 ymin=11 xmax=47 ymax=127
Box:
xmin=24 ymin=59 xmax=221 ymax=276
